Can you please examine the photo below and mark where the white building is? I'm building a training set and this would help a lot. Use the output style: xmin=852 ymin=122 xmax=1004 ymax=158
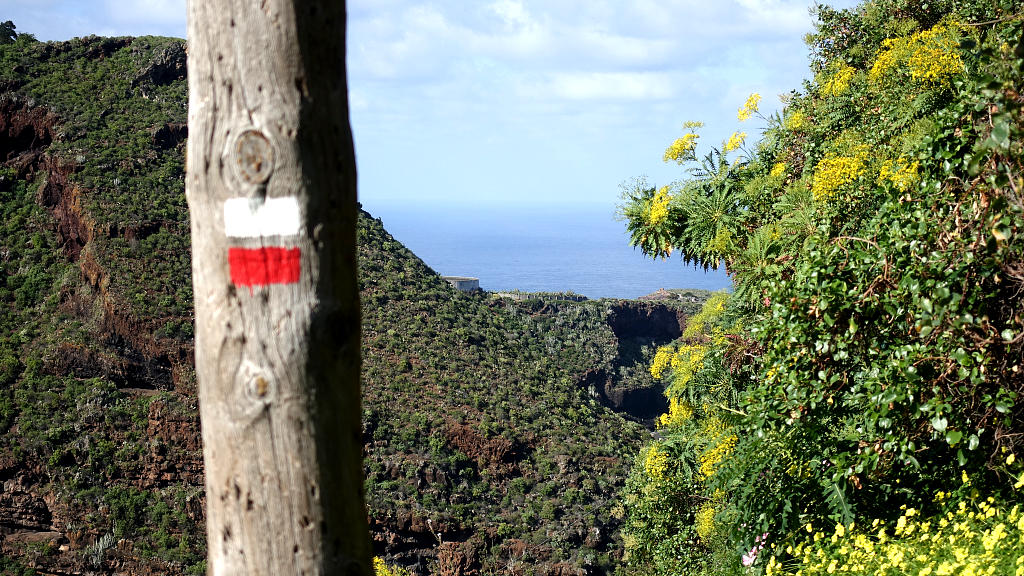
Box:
xmin=442 ymin=276 xmax=479 ymax=292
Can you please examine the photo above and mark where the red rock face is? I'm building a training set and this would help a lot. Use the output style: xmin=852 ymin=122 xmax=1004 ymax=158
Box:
xmin=143 ymin=399 xmax=204 ymax=488
xmin=573 ymin=301 xmax=693 ymax=421
xmin=443 ymin=420 xmax=517 ymax=471
xmin=437 ymin=538 xmax=483 ymax=576
xmin=13 ymin=99 xmax=196 ymax=394
xmin=0 ymin=96 xmax=57 ymax=169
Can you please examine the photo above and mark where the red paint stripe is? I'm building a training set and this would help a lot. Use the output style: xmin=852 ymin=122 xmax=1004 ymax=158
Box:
xmin=228 ymin=247 xmax=301 ymax=287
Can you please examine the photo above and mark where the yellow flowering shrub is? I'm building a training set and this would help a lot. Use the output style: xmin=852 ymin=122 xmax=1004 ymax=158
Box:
xmin=738 ymin=93 xmax=762 ymax=121
xmin=664 ymin=124 xmax=702 ymax=164
xmin=644 ymin=444 xmax=670 ymax=481
xmin=811 ymin=144 xmax=871 ymax=202
xmin=695 ymin=500 xmax=720 ymax=543
xmin=620 ymin=4 xmax=1024 ymax=576
xmin=374 ymin=557 xmax=410 ymax=576
xmin=670 ymin=343 xmax=707 ymax=373
xmin=697 ymin=416 xmax=737 ymax=480
xmin=724 ymin=131 xmax=747 ymax=153
xmin=903 ymin=26 xmax=964 ymax=87
xmin=784 ymin=109 xmax=808 ymax=132
xmin=648 ymin=186 xmax=671 ymax=226
xmin=683 ymin=292 xmax=729 ymax=339
xmin=822 ymin=65 xmax=857 ymax=97
xmin=664 ymin=345 xmax=707 ymax=398
xmin=658 ymin=397 xmax=694 ymax=428
xmin=650 ymin=342 xmax=712 ymax=386
xmin=664 ymin=133 xmax=699 ymax=164
xmin=650 ymin=345 xmax=674 ymax=379
xmin=768 ymin=477 xmax=1024 ymax=576
xmin=770 ymin=162 xmax=788 ymax=180
xmin=628 ymin=290 xmax=745 ymax=574
xmin=869 ymin=22 xmax=965 ymax=89
xmin=877 ymin=157 xmax=921 ymax=191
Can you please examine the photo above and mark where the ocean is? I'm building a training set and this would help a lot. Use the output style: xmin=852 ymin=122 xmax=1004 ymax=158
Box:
xmin=362 ymin=201 xmax=732 ymax=300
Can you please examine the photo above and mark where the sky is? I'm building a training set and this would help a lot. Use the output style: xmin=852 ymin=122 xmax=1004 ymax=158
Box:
xmin=2 ymin=0 xmax=861 ymax=211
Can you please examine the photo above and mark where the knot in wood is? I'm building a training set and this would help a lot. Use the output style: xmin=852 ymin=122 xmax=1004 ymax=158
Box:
xmin=245 ymin=372 xmax=274 ymax=403
xmin=234 ymin=129 xmax=274 ymax=185
xmin=254 ymin=376 xmax=270 ymax=398
xmin=237 ymin=360 xmax=275 ymax=407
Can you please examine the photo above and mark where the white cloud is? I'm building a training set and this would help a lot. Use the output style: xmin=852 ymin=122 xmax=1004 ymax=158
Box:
xmin=490 ymin=0 xmax=533 ymax=28
xmin=103 ymin=0 xmax=185 ymax=32
xmin=351 ymin=5 xmax=459 ymax=80
xmin=347 ymin=0 xmax=820 ymax=86
xmin=573 ymin=31 xmax=675 ymax=69
xmin=4 ymin=0 xmax=858 ymax=207
xmin=544 ymin=72 xmax=674 ymax=101
xmin=344 ymin=0 xmax=846 ymax=207
xmin=736 ymin=0 xmax=816 ymax=33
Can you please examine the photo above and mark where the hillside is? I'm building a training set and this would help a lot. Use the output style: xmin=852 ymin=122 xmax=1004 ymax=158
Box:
xmin=0 ymin=32 xmax=701 ymax=575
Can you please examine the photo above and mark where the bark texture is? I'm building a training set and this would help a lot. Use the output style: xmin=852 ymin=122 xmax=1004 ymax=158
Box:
xmin=185 ymin=1 xmax=369 ymax=574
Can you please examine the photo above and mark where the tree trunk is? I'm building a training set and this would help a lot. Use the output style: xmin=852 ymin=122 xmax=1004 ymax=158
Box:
xmin=185 ymin=1 xmax=370 ymax=574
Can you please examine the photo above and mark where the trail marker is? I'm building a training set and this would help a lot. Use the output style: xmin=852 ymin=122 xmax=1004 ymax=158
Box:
xmin=223 ymin=196 xmax=302 ymax=288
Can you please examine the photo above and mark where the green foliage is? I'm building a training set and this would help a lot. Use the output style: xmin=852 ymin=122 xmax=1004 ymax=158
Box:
xmin=0 ymin=21 xmax=15 ymax=45
xmin=618 ymin=295 xmax=748 ymax=576
xmin=0 ymin=33 xmax=207 ymax=576
xmin=104 ymin=485 xmax=149 ymax=539
xmin=0 ymin=556 xmax=37 ymax=576
xmin=619 ymin=1 xmax=1024 ymax=574
xmin=619 ymin=147 xmax=746 ymax=271
xmin=0 ymin=33 xmax=192 ymax=335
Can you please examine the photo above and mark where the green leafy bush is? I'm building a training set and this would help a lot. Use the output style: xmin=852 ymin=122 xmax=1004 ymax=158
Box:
xmin=618 ymin=1 xmax=1024 ymax=574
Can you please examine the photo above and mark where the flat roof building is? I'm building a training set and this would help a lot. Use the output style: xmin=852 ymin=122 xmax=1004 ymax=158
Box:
xmin=443 ymin=276 xmax=480 ymax=292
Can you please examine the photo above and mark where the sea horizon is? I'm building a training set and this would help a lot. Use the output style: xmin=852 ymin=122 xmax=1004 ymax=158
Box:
xmin=361 ymin=199 xmax=733 ymax=300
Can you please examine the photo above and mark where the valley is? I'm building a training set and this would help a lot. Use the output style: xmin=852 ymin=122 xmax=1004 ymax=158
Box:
xmin=0 ymin=33 xmax=703 ymax=575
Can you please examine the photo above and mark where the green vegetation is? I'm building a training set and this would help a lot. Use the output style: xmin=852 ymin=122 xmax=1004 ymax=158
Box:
xmin=11 ymin=3 xmax=1017 ymax=573
xmin=360 ymin=211 xmax=656 ymax=572
xmin=0 ymin=30 xmax=686 ymax=575
xmin=618 ymin=1 xmax=1023 ymax=574
xmin=0 ymin=33 xmax=205 ymax=574
xmin=0 ymin=32 xmax=192 ymax=335
xmin=0 ymin=20 xmax=35 ymax=45
xmin=0 ymin=556 xmax=38 ymax=576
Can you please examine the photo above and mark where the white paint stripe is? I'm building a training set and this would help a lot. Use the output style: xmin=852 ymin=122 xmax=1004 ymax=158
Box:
xmin=223 ymin=197 xmax=301 ymax=238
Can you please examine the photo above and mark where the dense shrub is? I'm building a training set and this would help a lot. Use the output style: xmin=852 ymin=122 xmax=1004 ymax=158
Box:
xmin=617 ymin=1 xmax=1024 ymax=574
